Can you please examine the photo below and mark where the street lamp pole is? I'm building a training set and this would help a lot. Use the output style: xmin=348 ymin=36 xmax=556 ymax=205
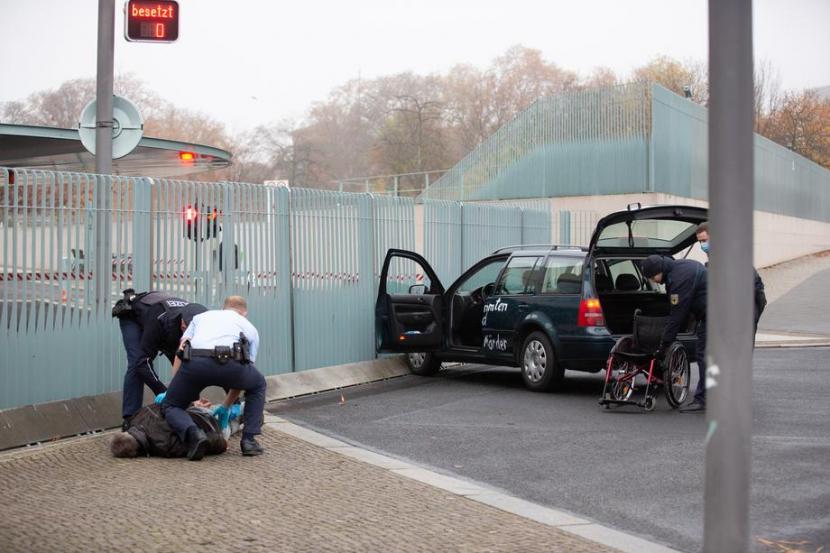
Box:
xmin=94 ymin=0 xmax=114 ymax=309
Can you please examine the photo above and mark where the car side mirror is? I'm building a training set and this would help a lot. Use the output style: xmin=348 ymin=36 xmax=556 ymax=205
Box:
xmin=409 ymin=284 xmax=426 ymax=295
xmin=482 ymin=283 xmax=496 ymax=298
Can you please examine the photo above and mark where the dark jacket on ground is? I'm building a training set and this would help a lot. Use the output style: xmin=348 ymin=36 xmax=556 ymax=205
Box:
xmin=656 ymin=257 xmax=707 ymax=346
xmin=126 ymin=404 xmax=226 ymax=458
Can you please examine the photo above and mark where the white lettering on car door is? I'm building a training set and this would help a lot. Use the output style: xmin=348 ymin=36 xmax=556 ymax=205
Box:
xmin=482 ymin=333 xmax=508 ymax=352
xmin=481 ymin=298 xmax=508 ymax=326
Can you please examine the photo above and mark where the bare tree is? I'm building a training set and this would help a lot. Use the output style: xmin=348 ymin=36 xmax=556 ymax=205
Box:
xmin=753 ymin=59 xmax=783 ymax=136
xmin=632 ymin=55 xmax=708 ymax=104
xmin=1 ymin=74 xmax=160 ymax=129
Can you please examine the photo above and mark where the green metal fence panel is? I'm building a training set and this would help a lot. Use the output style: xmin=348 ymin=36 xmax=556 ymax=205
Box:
xmin=421 ymin=81 xmax=829 ymax=223
xmin=423 ymin=200 xmax=463 ymax=284
xmin=651 ymin=83 xmax=707 ymax=199
xmin=461 ymin=203 xmax=523 ymax=269
xmin=424 ymin=200 xmax=551 ymax=284
xmin=421 ymin=82 xmax=651 ymax=202
xmin=650 ymin=83 xmax=830 ymax=221
xmin=753 ymin=135 xmax=830 ymax=222
xmin=373 ymin=195 xmax=416 ymax=294
xmin=289 ymin=189 xmax=375 ymax=371
xmin=146 ymin=178 xmax=293 ymax=379
xmin=1 ymin=167 xmax=550 ymax=411
xmin=0 ymin=169 xmax=131 ymax=409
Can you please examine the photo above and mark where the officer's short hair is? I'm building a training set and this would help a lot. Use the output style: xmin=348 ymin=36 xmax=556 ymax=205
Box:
xmin=696 ymin=222 xmax=709 ymax=236
xmin=110 ymin=432 xmax=140 ymax=458
xmin=223 ymin=296 xmax=247 ymax=312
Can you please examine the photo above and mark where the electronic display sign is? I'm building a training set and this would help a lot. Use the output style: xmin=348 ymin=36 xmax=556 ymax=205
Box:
xmin=125 ymin=1 xmax=179 ymax=43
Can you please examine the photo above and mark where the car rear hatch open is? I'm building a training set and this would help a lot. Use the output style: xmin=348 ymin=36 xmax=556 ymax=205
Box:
xmin=587 ymin=204 xmax=709 ymax=257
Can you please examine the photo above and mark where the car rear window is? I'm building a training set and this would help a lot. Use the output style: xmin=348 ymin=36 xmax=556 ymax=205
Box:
xmin=596 ymin=220 xmax=698 ymax=249
xmin=541 ymin=257 xmax=583 ymax=294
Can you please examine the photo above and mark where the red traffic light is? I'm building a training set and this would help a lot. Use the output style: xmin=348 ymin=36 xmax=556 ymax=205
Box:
xmin=125 ymin=0 xmax=179 ymax=43
xmin=184 ymin=206 xmax=198 ymax=222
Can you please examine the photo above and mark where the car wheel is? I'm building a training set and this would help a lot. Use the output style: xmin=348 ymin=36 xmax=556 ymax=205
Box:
xmin=406 ymin=352 xmax=442 ymax=376
xmin=520 ymin=331 xmax=564 ymax=392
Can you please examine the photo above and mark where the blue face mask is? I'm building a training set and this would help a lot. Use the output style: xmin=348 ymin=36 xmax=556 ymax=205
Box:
xmin=700 ymin=241 xmax=710 ymax=254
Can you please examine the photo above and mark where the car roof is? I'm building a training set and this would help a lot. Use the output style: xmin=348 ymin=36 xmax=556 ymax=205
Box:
xmin=492 ymin=245 xmax=588 ymax=257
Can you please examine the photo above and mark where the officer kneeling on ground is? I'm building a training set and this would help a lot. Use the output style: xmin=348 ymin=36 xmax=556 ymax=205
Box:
xmin=641 ymin=255 xmax=708 ymax=413
xmin=112 ymin=290 xmax=207 ymax=429
xmin=161 ymin=295 xmax=266 ymax=460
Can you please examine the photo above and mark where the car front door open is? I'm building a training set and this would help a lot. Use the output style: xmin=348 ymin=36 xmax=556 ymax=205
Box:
xmin=375 ymin=249 xmax=446 ymax=353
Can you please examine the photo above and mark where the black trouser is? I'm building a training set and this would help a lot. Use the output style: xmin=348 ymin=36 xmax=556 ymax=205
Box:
xmin=119 ymin=315 xmax=166 ymax=419
xmin=161 ymin=356 xmax=266 ymax=441
xmin=754 ymin=291 xmax=767 ymax=335
xmin=692 ymin=319 xmax=707 ymax=405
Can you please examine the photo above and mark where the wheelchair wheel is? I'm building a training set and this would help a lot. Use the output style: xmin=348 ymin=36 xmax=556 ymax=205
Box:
xmin=663 ymin=343 xmax=690 ymax=408
xmin=608 ymin=357 xmax=637 ymax=402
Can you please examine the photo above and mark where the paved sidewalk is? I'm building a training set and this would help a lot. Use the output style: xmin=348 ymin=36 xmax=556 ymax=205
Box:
xmin=756 ymin=254 xmax=830 ymax=346
xmin=0 ymin=425 xmax=620 ymax=553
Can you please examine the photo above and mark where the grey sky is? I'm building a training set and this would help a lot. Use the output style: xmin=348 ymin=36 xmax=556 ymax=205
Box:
xmin=1 ymin=0 xmax=828 ymax=134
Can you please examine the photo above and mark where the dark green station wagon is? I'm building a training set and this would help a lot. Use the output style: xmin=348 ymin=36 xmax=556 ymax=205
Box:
xmin=376 ymin=204 xmax=708 ymax=392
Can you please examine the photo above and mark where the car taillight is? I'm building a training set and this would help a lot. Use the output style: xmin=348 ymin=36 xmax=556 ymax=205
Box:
xmin=578 ymin=298 xmax=606 ymax=327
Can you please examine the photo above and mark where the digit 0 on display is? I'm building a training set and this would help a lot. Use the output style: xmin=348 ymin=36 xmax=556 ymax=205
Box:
xmin=125 ymin=0 xmax=179 ymax=43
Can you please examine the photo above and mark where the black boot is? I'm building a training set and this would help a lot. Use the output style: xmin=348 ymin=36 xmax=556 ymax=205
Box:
xmin=185 ymin=427 xmax=208 ymax=461
xmin=241 ymin=436 xmax=264 ymax=456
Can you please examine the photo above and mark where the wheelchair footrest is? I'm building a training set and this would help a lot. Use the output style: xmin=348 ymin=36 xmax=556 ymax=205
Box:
xmin=598 ymin=398 xmax=650 ymax=408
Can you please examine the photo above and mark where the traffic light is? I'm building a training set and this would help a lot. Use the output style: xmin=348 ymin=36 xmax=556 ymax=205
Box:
xmin=206 ymin=208 xmax=219 ymax=239
xmin=183 ymin=205 xmax=221 ymax=240
xmin=184 ymin=205 xmax=199 ymax=239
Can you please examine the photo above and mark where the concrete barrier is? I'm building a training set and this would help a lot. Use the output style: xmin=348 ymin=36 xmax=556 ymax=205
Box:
xmin=0 ymin=356 xmax=409 ymax=452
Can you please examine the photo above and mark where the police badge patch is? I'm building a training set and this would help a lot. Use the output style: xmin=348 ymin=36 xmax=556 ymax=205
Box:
xmin=670 ymin=294 xmax=679 ymax=305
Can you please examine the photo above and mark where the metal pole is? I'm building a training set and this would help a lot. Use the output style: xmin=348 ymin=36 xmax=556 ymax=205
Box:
xmin=95 ymin=0 xmax=115 ymax=308
xmin=95 ymin=0 xmax=114 ymax=176
xmin=706 ymin=1 xmax=754 ymax=551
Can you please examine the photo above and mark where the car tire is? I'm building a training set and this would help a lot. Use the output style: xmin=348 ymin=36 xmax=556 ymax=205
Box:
xmin=520 ymin=331 xmax=564 ymax=392
xmin=405 ymin=352 xmax=442 ymax=376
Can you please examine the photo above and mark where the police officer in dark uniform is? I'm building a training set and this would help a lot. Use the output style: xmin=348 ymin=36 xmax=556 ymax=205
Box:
xmin=641 ymin=255 xmax=708 ymax=412
xmin=695 ymin=222 xmax=767 ymax=334
xmin=162 ymin=295 xmax=266 ymax=461
xmin=112 ymin=289 xmax=207 ymax=428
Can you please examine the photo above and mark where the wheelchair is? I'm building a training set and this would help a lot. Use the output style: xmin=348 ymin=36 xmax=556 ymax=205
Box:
xmin=599 ymin=310 xmax=691 ymax=411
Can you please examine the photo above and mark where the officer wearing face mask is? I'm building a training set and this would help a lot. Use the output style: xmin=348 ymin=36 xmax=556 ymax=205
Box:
xmin=695 ymin=222 xmax=766 ymax=334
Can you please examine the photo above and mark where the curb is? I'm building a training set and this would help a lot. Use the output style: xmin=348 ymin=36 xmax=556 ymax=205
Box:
xmin=265 ymin=415 xmax=683 ymax=553
xmin=0 ymin=356 xmax=410 ymax=452
xmin=756 ymin=341 xmax=830 ymax=348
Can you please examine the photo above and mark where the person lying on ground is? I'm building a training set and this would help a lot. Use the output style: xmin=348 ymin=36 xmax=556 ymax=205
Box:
xmin=110 ymin=400 xmax=243 ymax=458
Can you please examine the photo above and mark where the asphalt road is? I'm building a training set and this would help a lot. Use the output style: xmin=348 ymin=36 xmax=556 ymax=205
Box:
xmin=273 ymin=348 xmax=829 ymax=552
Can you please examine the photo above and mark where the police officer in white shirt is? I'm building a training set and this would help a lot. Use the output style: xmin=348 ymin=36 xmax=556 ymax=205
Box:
xmin=161 ymin=296 xmax=267 ymax=460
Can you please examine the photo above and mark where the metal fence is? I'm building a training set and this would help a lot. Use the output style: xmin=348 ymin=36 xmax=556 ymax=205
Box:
xmin=0 ymin=168 xmax=550 ymax=410
xmin=420 ymin=82 xmax=830 ymax=223
xmin=552 ymin=210 xmax=602 ymax=247
xmin=422 ymin=200 xmax=552 ymax=284
xmin=421 ymin=82 xmax=651 ymax=202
